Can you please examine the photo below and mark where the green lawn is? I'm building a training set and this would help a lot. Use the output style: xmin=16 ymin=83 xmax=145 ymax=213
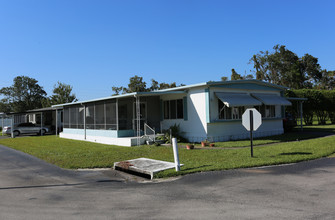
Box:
xmin=0 ymin=124 xmax=334 ymax=178
xmin=182 ymin=131 xmax=329 ymax=148
xmin=181 ymin=125 xmax=335 ymax=148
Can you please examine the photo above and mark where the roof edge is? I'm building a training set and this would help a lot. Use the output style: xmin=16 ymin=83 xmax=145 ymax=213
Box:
xmin=53 ymin=80 xmax=289 ymax=107
xmin=207 ymin=79 xmax=289 ymax=90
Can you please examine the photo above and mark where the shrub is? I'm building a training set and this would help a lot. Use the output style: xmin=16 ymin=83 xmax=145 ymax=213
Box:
xmin=285 ymin=89 xmax=335 ymax=125
xmin=163 ymin=123 xmax=187 ymax=144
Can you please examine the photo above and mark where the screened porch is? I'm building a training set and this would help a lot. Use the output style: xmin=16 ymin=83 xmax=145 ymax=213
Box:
xmin=62 ymin=96 xmax=161 ymax=138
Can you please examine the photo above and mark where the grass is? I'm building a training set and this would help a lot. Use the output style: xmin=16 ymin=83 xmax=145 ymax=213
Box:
xmin=181 ymin=125 xmax=335 ymax=148
xmin=293 ymin=124 xmax=335 ymax=133
xmin=182 ymin=132 xmax=328 ymax=148
xmin=0 ymin=124 xmax=334 ymax=178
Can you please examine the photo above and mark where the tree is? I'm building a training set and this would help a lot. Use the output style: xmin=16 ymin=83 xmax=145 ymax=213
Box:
xmin=221 ymin=76 xmax=228 ymax=81
xmin=316 ymin=70 xmax=335 ymax=90
xmin=0 ymin=76 xmax=47 ymax=112
xmin=127 ymin=75 xmax=148 ymax=93
xmin=112 ymin=75 xmax=180 ymax=95
xmin=300 ymin=54 xmax=322 ymax=85
xmin=149 ymin=79 xmax=160 ymax=91
xmin=253 ymin=45 xmax=303 ymax=88
xmin=249 ymin=44 xmax=326 ymax=89
xmin=250 ymin=52 xmax=269 ymax=81
xmin=157 ymin=82 xmax=177 ymax=90
xmin=0 ymin=101 xmax=11 ymax=113
xmin=43 ymin=82 xmax=77 ymax=107
xmin=230 ymin=69 xmax=243 ymax=80
xmin=111 ymin=86 xmax=125 ymax=96
xmin=243 ymin=74 xmax=254 ymax=80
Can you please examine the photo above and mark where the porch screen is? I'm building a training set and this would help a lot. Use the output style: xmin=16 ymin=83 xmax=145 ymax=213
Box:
xmin=78 ymin=107 xmax=84 ymax=129
xmin=106 ymin=101 xmax=117 ymax=130
xmin=69 ymin=107 xmax=77 ymax=128
xmin=64 ymin=107 xmax=69 ymax=128
xmin=95 ymin=102 xmax=105 ymax=129
xmin=63 ymin=99 xmax=119 ymax=130
xmin=85 ymin=104 xmax=95 ymax=129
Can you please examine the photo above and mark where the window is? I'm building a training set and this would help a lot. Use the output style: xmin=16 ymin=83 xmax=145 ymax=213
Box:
xmin=218 ymin=100 xmax=243 ymax=120
xmin=177 ymin=99 xmax=184 ymax=119
xmin=170 ymin=100 xmax=176 ymax=119
xmin=265 ymin=105 xmax=275 ymax=118
xmin=232 ymin=107 xmax=244 ymax=119
xmin=164 ymin=101 xmax=170 ymax=119
xmin=164 ymin=99 xmax=184 ymax=120
xmin=255 ymin=105 xmax=276 ymax=118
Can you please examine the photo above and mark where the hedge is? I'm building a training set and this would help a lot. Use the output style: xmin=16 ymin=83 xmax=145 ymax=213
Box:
xmin=285 ymin=89 xmax=335 ymax=125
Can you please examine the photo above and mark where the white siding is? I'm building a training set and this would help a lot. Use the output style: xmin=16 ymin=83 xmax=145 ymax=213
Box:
xmin=207 ymin=87 xmax=284 ymax=142
xmin=160 ymin=87 xmax=208 ymax=142
xmin=207 ymin=119 xmax=284 ymax=142
xmin=209 ymin=88 xmax=281 ymax=122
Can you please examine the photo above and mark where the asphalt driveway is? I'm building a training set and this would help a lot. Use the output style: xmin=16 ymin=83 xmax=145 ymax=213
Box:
xmin=0 ymin=144 xmax=335 ymax=219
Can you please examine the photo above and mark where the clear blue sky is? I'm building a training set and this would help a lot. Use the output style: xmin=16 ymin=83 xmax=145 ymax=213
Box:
xmin=0 ymin=0 xmax=334 ymax=101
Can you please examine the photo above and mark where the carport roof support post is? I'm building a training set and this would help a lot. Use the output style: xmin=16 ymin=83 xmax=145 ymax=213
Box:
xmin=300 ymin=101 xmax=303 ymax=131
xmin=1 ymin=116 xmax=3 ymax=136
xmin=41 ymin=112 xmax=43 ymax=136
xmin=55 ymin=109 xmax=58 ymax=136
xmin=11 ymin=115 xmax=14 ymax=138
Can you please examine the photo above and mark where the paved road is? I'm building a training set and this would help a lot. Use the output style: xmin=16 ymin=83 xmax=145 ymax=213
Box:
xmin=0 ymin=144 xmax=335 ymax=219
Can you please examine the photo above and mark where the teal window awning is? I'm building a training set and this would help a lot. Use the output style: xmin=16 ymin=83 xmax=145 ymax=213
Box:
xmin=252 ymin=94 xmax=292 ymax=106
xmin=215 ymin=92 xmax=262 ymax=107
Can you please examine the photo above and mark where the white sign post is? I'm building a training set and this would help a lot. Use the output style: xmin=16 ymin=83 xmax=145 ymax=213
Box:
xmin=172 ymin=138 xmax=180 ymax=171
xmin=242 ymin=108 xmax=262 ymax=157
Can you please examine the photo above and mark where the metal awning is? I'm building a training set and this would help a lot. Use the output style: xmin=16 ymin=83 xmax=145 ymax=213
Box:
xmin=215 ymin=92 xmax=262 ymax=107
xmin=252 ymin=94 xmax=292 ymax=106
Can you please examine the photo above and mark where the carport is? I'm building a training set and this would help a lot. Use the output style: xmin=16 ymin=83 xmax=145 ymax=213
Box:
xmin=0 ymin=112 xmax=12 ymax=136
xmin=286 ymin=97 xmax=308 ymax=131
xmin=4 ymin=107 xmax=63 ymax=137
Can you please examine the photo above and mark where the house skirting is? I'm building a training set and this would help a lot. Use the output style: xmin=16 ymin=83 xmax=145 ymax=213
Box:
xmin=59 ymin=128 xmax=146 ymax=147
xmin=185 ymin=119 xmax=284 ymax=143
xmin=60 ymin=132 xmax=147 ymax=147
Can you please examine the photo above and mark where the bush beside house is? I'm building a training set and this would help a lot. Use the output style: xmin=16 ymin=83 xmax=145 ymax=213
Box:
xmin=285 ymin=89 xmax=335 ymax=125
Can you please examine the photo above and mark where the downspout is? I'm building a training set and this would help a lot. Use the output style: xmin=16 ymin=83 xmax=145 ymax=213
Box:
xmin=11 ymin=115 xmax=14 ymax=138
xmin=205 ymin=86 xmax=211 ymax=140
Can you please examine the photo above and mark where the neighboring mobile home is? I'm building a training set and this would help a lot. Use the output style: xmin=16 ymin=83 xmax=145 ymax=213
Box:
xmin=53 ymin=80 xmax=292 ymax=146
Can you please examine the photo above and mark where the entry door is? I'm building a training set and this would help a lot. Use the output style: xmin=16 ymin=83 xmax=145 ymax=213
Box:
xmin=133 ymin=102 xmax=147 ymax=130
